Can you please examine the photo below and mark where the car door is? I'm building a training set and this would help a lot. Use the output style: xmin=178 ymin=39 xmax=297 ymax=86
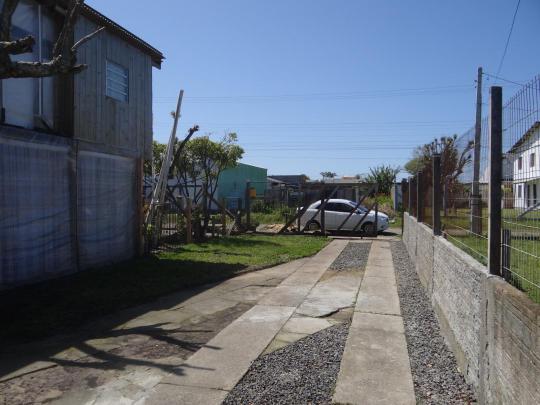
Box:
xmin=323 ymin=203 xmax=339 ymax=229
xmin=334 ymin=203 xmax=358 ymax=230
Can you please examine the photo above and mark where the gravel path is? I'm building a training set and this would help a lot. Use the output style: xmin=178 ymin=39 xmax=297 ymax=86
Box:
xmin=390 ymin=241 xmax=476 ymax=404
xmin=330 ymin=242 xmax=371 ymax=270
xmin=224 ymin=323 xmax=349 ymax=405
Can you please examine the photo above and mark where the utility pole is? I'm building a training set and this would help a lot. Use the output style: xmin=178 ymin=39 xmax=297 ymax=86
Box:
xmin=471 ymin=67 xmax=483 ymax=235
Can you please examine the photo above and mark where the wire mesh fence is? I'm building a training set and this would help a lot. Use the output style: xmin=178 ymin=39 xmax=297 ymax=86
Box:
xmin=501 ymin=75 xmax=540 ymax=302
xmin=440 ymin=122 xmax=490 ymax=265
xmin=406 ymin=75 xmax=540 ymax=303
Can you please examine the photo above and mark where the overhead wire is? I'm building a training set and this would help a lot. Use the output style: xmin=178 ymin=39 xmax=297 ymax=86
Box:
xmin=494 ymin=0 xmax=521 ymax=82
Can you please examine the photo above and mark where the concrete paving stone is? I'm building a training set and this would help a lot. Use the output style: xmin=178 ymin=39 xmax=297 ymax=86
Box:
xmin=333 ymin=313 xmax=415 ymax=405
xmin=145 ymin=383 xmax=228 ymax=405
xmin=282 ymin=316 xmax=333 ymax=335
xmin=221 ymin=285 xmax=273 ymax=303
xmin=296 ymin=272 xmax=362 ymax=317
xmin=183 ymin=297 xmax=240 ymax=316
xmin=258 ymin=284 xmax=313 ymax=307
xmin=117 ymin=308 xmax=199 ymax=331
xmin=0 ymin=361 xmax=56 ymax=382
xmin=161 ymin=304 xmax=295 ymax=391
xmin=355 ymin=275 xmax=401 ymax=316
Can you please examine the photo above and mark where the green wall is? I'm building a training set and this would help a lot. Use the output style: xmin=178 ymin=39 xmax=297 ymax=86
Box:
xmin=217 ymin=163 xmax=267 ymax=207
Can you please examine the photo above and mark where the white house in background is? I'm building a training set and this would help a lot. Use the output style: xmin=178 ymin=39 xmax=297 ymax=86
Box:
xmin=508 ymin=122 xmax=540 ymax=209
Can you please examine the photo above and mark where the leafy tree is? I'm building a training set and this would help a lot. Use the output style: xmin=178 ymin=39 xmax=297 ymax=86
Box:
xmin=144 ymin=141 xmax=167 ymax=177
xmin=174 ymin=133 xmax=244 ymax=233
xmin=320 ymin=171 xmax=337 ymax=180
xmin=366 ymin=165 xmax=401 ymax=195
xmin=406 ymin=135 xmax=473 ymax=188
xmin=405 ymin=135 xmax=474 ymax=212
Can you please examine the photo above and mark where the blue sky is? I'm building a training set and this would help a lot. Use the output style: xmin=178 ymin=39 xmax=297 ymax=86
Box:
xmin=89 ymin=0 xmax=539 ymax=180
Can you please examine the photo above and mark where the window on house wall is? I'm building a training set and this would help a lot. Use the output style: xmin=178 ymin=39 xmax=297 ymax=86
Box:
xmin=530 ymin=153 xmax=536 ymax=168
xmin=518 ymin=156 xmax=523 ymax=170
xmin=517 ymin=184 xmax=522 ymax=198
xmin=1 ymin=1 xmax=57 ymax=129
xmin=533 ymin=184 xmax=538 ymax=205
xmin=106 ymin=60 xmax=129 ymax=102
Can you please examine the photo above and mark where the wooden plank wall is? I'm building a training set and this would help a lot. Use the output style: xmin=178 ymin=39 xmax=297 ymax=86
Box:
xmin=73 ymin=16 xmax=153 ymax=159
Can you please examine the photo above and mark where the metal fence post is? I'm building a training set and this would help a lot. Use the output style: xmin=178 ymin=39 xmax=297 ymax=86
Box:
xmin=417 ymin=171 xmax=424 ymax=222
xmin=433 ymin=154 xmax=442 ymax=235
xmin=488 ymin=86 xmax=503 ymax=277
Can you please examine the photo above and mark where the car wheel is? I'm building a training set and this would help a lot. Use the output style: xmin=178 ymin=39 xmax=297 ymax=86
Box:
xmin=306 ymin=220 xmax=321 ymax=232
xmin=361 ymin=222 xmax=376 ymax=235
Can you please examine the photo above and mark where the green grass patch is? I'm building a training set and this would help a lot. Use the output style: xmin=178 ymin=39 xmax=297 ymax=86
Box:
xmin=446 ymin=233 xmax=540 ymax=304
xmin=0 ymin=235 xmax=328 ymax=344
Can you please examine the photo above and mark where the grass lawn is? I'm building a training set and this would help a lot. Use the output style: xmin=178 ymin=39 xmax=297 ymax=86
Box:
xmin=0 ymin=235 xmax=328 ymax=344
xmin=445 ymin=233 xmax=540 ymax=304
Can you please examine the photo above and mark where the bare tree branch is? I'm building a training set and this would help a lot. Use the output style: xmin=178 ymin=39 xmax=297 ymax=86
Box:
xmin=71 ymin=26 xmax=104 ymax=51
xmin=0 ymin=0 xmax=104 ymax=79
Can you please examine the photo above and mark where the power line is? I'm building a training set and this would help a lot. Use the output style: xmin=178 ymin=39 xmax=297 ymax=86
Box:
xmin=152 ymin=85 xmax=474 ymax=104
xmin=495 ymin=0 xmax=521 ymax=82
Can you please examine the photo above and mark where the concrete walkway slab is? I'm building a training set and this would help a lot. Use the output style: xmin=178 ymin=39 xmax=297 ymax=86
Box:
xmin=333 ymin=313 xmax=415 ymax=405
xmin=333 ymin=241 xmax=415 ymax=405
xmin=355 ymin=275 xmax=401 ymax=316
xmin=159 ymin=304 xmax=295 ymax=391
xmin=296 ymin=272 xmax=362 ymax=317
xmin=146 ymin=240 xmax=349 ymax=404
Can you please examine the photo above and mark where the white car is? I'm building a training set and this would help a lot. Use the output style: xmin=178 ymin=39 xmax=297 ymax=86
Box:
xmin=299 ymin=199 xmax=389 ymax=234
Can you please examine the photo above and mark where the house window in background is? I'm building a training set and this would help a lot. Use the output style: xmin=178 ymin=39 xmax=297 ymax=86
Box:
xmin=1 ymin=1 xmax=57 ymax=129
xmin=517 ymin=184 xmax=522 ymax=198
xmin=530 ymin=153 xmax=536 ymax=168
xmin=106 ymin=60 xmax=129 ymax=102
xmin=518 ymin=156 xmax=523 ymax=170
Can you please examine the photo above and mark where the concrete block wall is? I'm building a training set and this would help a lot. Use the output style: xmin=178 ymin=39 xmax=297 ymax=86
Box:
xmin=403 ymin=213 xmax=540 ymax=404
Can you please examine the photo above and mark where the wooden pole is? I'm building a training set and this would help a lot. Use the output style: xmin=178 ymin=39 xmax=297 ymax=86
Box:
xmin=417 ymin=171 xmax=424 ymax=222
xmin=245 ymin=181 xmax=251 ymax=230
xmin=185 ymin=198 xmax=192 ymax=243
xmin=488 ymin=86 xmax=503 ymax=277
xmin=433 ymin=154 xmax=442 ymax=235
xmin=320 ymin=184 xmax=326 ymax=235
xmin=221 ymin=197 xmax=227 ymax=236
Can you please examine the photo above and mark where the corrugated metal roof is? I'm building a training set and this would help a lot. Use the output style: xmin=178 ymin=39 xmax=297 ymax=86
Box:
xmin=80 ymin=4 xmax=164 ymax=67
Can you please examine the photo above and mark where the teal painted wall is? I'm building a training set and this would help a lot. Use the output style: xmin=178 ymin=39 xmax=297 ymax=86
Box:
xmin=217 ymin=163 xmax=267 ymax=207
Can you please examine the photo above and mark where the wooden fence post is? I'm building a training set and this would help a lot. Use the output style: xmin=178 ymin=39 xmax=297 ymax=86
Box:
xmin=488 ymin=86 xmax=503 ymax=277
xmin=221 ymin=197 xmax=227 ymax=236
xmin=245 ymin=181 xmax=251 ymax=230
xmin=320 ymin=184 xmax=326 ymax=235
xmin=433 ymin=154 xmax=442 ymax=235
xmin=373 ymin=202 xmax=379 ymax=237
xmin=417 ymin=171 xmax=424 ymax=222
xmin=186 ymin=198 xmax=192 ymax=243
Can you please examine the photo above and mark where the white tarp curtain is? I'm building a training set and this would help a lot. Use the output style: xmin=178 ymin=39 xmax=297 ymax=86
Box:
xmin=77 ymin=151 xmax=136 ymax=269
xmin=0 ymin=136 xmax=74 ymax=284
